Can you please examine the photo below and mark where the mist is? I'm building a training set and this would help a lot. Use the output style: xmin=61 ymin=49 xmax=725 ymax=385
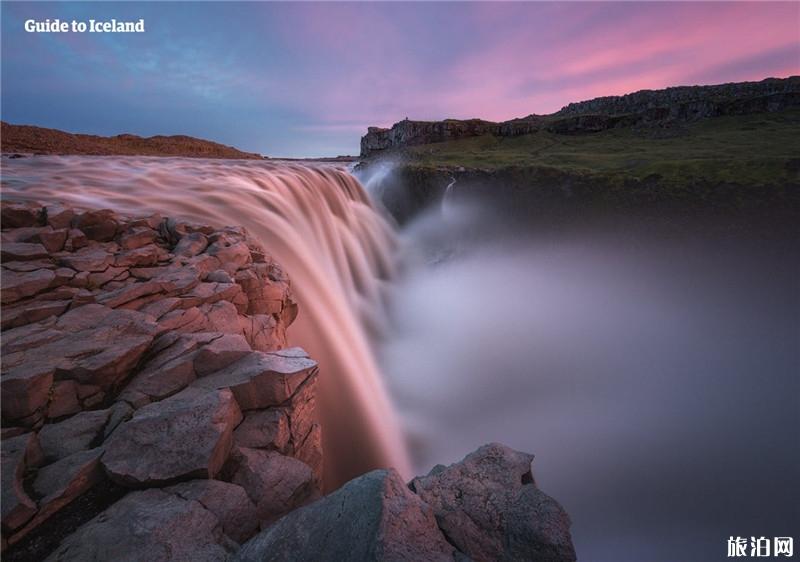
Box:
xmin=374 ymin=185 xmax=800 ymax=561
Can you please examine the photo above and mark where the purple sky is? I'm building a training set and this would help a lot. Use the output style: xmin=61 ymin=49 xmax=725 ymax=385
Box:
xmin=2 ymin=2 xmax=798 ymax=157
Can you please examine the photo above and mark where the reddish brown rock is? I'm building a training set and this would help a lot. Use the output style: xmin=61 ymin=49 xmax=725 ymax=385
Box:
xmin=1 ymin=363 xmax=54 ymax=423
xmin=230 ymin=448 xmax=319 ymax=527
xmin=1 ymin=432 xmax=43 ymax=532
xmin=119 ymin=226 xmax=158 ymax=250
xmin=58 ymin=246 xmax=113 ymax=272
xmin=193 ymin=348 xmax=317 ymax=410
xmin=43 ymin=205 xmax=75 ymax=230
xmin=233 ymin=408 xmax=291 ymax=451
xmin=2 ymin=201 xmax=41 ymax=228
xmin=174 ymin=232 xmax=209 ymax=257
xmin=1 ymin=268 xmax=56 ymax=304
xmin=73 ymin=209 xmax=119 ymax=242
xmin=102 ymin=387 xmax=242 ymax=486
xmin=47 ymin=380 xmax=81 ymax=419
xmin=193 ymin=333 xmax=251 ymax=376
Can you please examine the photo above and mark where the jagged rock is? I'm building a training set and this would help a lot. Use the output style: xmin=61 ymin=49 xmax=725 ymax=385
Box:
xmin=102 ymin=387 xmax=242 ymax=486
xmin=1 ymin=362 xmax=54 ymax=423
xmin=47 ymin=380 xmax=81 ymax=418
xmin=38 ymin=408 xmax=112 ymax=462
xmin=73 ymin=209 xmax=119 ymax=242
xmin=1 ymin=298 xmax=70 ymax=330
xmin=234 ymin=408 xmax=290 ymax=451
xmin=230 ymin=448 xmax=319 ymax=527
xmin=1 ymin=268 xmax=56 ymax=304
xmin=165 ymin=480 xmax=259 ymax=544
xmin=1 ymin=433 xmax=43 ymax=532
xmin=174 ymin=232 xmax=209 ymax=257
xmin=2 ymin=201 xmax=41 ymax=228
xmin=235 ymin=469 xmax=455 ymax=562
xmin=410 ymin=443 xmax=577 ymax=562
xmin=58 ymin=245 xmax=113 ymax=272
xmin=44 ymin=488 xmax=235 ymax=562
xmin=193 ymin=334 xmax=251 ymax=376
xmin=44 ymin=205 xmax=75 ymax=230
xmin=119 ymin=226 xmax=157 ymax=250
xmin=194 ymin=348 xmax=317 ymax=410
xmin=1 ymin=242 xmax=50 ymax=262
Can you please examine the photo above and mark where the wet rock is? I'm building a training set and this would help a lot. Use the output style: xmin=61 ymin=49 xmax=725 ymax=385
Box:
xmin=1 ymin=268 xmax=56 ymax=304
xmin=410 ymin=443 xmax=577 ymax=562
xmin=235 ymin=469 xmax=454 ymax=562
xmin=44 ymin=488 xmax=235 ymax=562
xmin=1 ymin=242 xmax=50 ymax=262
xmin=38 ymin=408 xmax=112 ymax=462
xmin=174 ymin=232 xmax=208 ymax=257
xmin=2 ymin=202 xmax=41 ymax=228
xmin=194 ymin=348 xmax=317 ymax=410
xmin=44 ymin=205 xmax=75 ymax=230
xmin=102 ymin=387 xmax=242 ymax=486
xmin=58 ymin=246 xmax=113 ymax=272
xmin=1 ymin=433 xmax=43 ymax=532
xmin=165 ymin=479 xmax=258 ymax=544
xmin=119 ymin=226 xmax=158 ymax=250
xmin=230 ymin=448 xmax=318 ymax=527
xmin=73 ymin=209 xmax=119 ymax=242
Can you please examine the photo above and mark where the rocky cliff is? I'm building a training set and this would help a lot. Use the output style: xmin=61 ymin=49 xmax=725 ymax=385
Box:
xmin=360 ymin=76 xmax=800 ymax=157
xmin=1 ymin=200 xmax=576 ymax=561
xmin=1 ymin=122 xmax=263 ymax=159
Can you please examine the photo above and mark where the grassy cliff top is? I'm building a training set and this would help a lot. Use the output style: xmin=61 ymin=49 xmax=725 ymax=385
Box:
xmin=399 ymin=108 xmax=800 ymax=187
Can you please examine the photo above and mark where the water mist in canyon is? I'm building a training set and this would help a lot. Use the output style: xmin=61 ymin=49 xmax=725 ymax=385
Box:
xmin=1 ymin=155 xmax=411 ymax=488
xmin=4 ymin=156 xmax=798 ymax=561
xmin=358 ymin=164 xmax=799 ymax=562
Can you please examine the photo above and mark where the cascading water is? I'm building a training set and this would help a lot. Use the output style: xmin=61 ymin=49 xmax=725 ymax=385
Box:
xmin=0 ymin=155 xmax=411 ymax=488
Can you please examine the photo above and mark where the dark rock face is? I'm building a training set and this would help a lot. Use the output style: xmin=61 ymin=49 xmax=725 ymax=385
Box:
xmin=0 ymin=202 xmax=320 ymax=556
xmin=411 ymin=443 xmax=577 ymax=562
xmin=235 ymin=468 xmax=455 ymax=562
xmin=237 ymin=444 xmax=576 ymax=562
xmin=360 ymin=76 xmax=800 ymax=156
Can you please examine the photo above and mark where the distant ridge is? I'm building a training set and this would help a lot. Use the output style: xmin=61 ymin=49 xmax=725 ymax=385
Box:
xmin=361 ymin=76 xmax=800 ymax=157
xmin=0 ymin=122 xmax=263 ymax=159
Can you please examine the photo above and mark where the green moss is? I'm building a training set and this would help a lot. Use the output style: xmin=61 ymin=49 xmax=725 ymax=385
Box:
xmin=401 ymin=108 xmax=800 ymax=187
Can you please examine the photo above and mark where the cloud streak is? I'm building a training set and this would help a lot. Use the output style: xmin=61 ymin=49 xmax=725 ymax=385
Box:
xmin=2 ymin=2 xmax=798 ymax=156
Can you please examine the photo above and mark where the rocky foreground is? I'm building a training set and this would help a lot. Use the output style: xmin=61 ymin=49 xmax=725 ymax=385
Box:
xmin=0 ymin=201 xmax=576 ymax=561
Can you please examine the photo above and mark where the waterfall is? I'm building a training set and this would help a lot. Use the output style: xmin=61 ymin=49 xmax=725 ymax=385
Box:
xmin=1 ymin=155 xmax=411 ymax=488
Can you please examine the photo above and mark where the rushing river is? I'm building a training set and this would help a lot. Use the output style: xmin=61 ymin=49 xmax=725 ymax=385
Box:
xmin=3 ymin=155 xmax=798 ymax=561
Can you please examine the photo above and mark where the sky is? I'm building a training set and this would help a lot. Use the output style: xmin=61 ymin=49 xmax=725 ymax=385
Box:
xmin=1 ymin=2 xmax=798 ymax=157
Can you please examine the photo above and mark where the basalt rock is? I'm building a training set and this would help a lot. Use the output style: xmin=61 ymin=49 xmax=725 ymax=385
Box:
xmin=1 ymin=202 xmax=311 ymax=556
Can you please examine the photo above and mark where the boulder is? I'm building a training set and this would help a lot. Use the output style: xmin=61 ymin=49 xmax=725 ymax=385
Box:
xmin=233 ymin=408 xmax=290 ymax=451
xmin=102 ymin=388 xmax=242 ymax=486
xmin=44 ymin=489 xmax=235 ymax=562
xmin=1 ymin=268 xmax=56 ymax=304
xmin=230 ymin=448 xmax=318 ymax=526
xmin=410 ymin=443 xmax=577 ymax=562
xmin=174 ymin=232 xmax=208 ymax=257
xmin=193 ymin=348 xmax=317 ymax=410
xmin=1 ymin=433 xmax=43 ymax=532
xmin=235 ymin=469 xmax=455 ymax=562
xmin=1 ymin=242 xmax=50 ymax=262
xmin=38 ymin=408 xmax=112 ymax=462
xmin=165 ymin=480 xmax=258 ymax=544
xmin=73 ymin=209 xmax=118 ymax=242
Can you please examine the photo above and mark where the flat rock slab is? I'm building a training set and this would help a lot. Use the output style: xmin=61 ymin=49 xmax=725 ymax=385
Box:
xmin=44 ymin=488 xmax=234 ymax=562
xmin=102 ymin=387 xmax=242 ymax=486
xmin=410 ymin=443 xmax=577 ymax=562
xmin=235 ymin=468 xmax=454 ymax=562
xmin=194 ymin=348 xmax=317 ymax=410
